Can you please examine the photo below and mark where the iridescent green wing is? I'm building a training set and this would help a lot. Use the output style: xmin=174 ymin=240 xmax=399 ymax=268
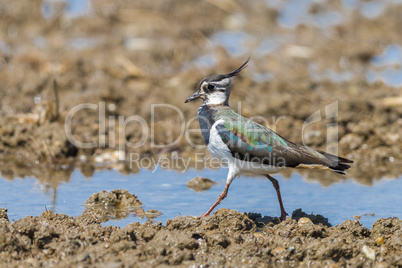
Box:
xmin=215 ymin=118 xmax=335 ymax=168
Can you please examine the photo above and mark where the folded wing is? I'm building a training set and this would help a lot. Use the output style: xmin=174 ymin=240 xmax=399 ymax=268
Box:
xmin=215 ymin=119 xmax=352 ymax=174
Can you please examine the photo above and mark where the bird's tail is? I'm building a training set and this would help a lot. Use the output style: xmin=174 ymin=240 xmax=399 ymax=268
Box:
xmin=317 ymin=150 xmax=353 ymax=175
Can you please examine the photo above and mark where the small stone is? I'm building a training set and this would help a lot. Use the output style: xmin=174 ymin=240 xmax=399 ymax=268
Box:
xmin=53 ymin=141 xmax=62 ymax=147
xmin=145 ymin=209 xmax=162 ymax=219
xmin=286 ymin=246 xmax=295 ymax=252
xmin=291 ymin=208 xmax=330 ymax=226
xmin=375 ymin=237 xmax=384 ymax=246
xmin=272 ymin=246 xmax=286 ymax=255
xmin=298 ymin=217 xmax=313 ymax=227
xmin=186 ymin=177 xmax=218 ymax=191
xmin=362 ymin=245 xmax=375 ymax=261
xmin=354 ymin=215 xmax=361 ymax=220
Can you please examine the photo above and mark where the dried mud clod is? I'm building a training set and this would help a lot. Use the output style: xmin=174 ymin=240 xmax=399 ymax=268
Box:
xmin=145 ymin=209 xmax=163 ymax=220
xmin=83 ymin=189 xmax=145 ymax=222
xmin=84 ymin=189 xmax=143 ymax=207
xmin=186 ymin=176 xmax=218 ymax=191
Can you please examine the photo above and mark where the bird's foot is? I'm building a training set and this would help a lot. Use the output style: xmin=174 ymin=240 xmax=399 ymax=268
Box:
xmin=279 ymin=211 xmax=288 ymax=221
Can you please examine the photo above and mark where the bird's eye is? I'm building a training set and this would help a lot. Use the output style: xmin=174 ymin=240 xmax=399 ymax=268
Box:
xmin=207 ymin=84 xmax=215 ymax=90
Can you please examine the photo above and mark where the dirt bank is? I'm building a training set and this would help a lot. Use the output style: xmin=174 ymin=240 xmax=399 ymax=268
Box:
xmin=0 ymin=206 xmax=400 ymax=267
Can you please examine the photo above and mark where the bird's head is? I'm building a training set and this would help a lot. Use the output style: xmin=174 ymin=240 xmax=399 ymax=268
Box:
xmin=185 ymin=58 xmax=249 ymax=106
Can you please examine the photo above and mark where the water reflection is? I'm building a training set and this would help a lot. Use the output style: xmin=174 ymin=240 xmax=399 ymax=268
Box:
xmin=1 ymin=155 xmax=401 ymax=187
xmin=0 ymin=167 xmax=400 ymax=228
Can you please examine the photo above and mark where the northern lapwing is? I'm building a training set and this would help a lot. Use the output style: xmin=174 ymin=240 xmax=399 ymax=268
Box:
xmin=185 ymin=58 xmax=353 ymax=220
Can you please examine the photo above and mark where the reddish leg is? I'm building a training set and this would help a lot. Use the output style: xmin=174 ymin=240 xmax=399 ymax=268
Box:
xmin=266 ymin=175 xmax=288 ymax=221
xmin=200 ymin=183 xmax=229 ymax=217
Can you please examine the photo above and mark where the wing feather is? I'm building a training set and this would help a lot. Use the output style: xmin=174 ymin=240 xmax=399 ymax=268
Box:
xmin=215 ymin=119 xmax=352 ymax=174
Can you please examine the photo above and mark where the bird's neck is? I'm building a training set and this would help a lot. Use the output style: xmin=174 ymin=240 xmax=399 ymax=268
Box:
xmin=198 ymin=102 xmax=229 ymax=115
xmin=198 ymin=102 xmax=233 ymax=121
xmin=204 ymin=91 xmax=230 ymax=106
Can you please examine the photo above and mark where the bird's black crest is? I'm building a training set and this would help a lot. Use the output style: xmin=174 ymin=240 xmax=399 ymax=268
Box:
xmin=223 ymin=57 xmax=250 ymax=78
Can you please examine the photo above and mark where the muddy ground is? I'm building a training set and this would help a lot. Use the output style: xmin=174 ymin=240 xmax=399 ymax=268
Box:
xmin=0 ymin=0 xmax=401 ymax=267
xmin=1 ymin=204 xmax=401 ymax=267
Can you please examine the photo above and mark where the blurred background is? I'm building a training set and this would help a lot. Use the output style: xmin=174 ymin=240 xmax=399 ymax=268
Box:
xmin=0 ymin=0 xmax=401 ymax=224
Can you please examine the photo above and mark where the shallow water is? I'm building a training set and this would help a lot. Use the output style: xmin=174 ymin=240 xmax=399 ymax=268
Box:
xmin=0 ymin=168 xmax=400 ymax=228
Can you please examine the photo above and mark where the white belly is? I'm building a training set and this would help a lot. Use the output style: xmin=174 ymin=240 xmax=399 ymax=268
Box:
xmin=207 ymin=120 xmax=233 ymax=165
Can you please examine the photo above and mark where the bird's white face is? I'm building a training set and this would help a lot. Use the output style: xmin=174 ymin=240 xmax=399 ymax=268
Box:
xmin=199 ymin=78 xmax=231 ymax=105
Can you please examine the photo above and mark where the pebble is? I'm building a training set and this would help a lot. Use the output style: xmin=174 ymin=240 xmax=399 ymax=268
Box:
xmin=362 ymin=245 xmax=375 ymax=261
xmin=298 ymin=217 xmax=313 ymax=227
xmin=375 ymin=237 xmax=384 ymax=246
xmin=271 ymin=246 xmax=286 ymax=255
xmin=186 ymin=177 xmax=218 ymax=191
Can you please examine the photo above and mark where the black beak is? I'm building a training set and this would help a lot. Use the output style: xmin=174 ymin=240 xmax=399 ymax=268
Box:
xmin=185 ymin=90 xmax=202 ymax=103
